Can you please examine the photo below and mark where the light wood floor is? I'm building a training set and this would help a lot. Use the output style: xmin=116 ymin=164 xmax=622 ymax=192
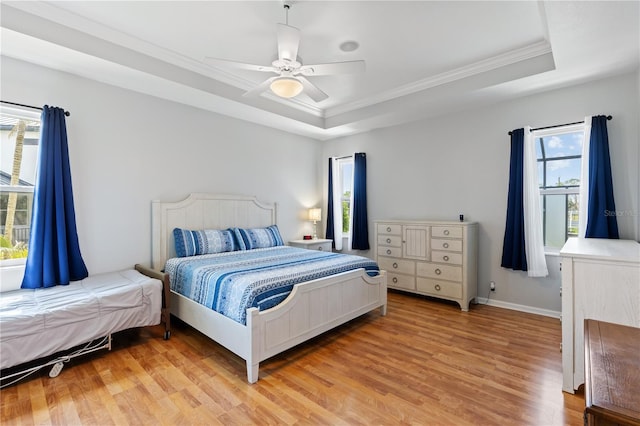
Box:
xmin=1 ymin=291 xmax=585 ymax=425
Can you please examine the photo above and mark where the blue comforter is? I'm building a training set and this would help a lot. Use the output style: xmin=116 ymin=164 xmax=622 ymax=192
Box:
xmin=165 ymin=246 xmax=379 ymax=325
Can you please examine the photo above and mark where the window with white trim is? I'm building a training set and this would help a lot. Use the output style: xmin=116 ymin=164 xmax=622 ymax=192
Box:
xmin=0 ymin=108 xmax=41 ymax=261
xmin=534 ymin=124 xmax=584 ymax=250
xmin=337 ymin=157 xmax=353 ymax=235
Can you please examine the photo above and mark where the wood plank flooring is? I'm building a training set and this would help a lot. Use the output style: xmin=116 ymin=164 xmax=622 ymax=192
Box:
xmin=1 ymin=291 xmax=585 ymax=425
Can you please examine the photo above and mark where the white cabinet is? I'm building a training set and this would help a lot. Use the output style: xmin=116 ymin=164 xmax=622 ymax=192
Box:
xmin=375 ymin=220 xmax=478 ymax=311
xmin=289 ymin=239 xmax=333 ymax=252
xmin=560 ymin=237 xmax=640 ymax=393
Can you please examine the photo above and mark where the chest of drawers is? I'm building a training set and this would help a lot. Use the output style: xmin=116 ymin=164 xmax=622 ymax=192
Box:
xmin=375 ymin=220 xmax=478 ymax=311
xmin=560 ymin=238 xmax=640 ymax=394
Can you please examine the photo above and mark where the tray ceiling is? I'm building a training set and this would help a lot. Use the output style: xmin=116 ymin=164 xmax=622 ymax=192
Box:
xmin=1 ymin=1 xmax=638 ymax=140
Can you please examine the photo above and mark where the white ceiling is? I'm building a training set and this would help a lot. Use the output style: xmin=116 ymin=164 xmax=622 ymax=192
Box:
xmin=1 ymin=1 xmax=638 ymax=140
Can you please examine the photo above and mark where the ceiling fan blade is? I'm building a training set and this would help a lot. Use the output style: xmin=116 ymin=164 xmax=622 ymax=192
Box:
xmin=277 ymin=24 xmax=300 ymax=62
xmin=298 ymin=60 xmax=365 ymax=76
xmin=298 ymin=76 xmax=328 ymax=102
xmin=242 ymin=76 xmax=278 ymax=98
xmin=204 ymin=57 xmax=276 ymax=73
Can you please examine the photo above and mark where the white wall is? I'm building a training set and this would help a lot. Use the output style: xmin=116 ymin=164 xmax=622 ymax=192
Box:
xmin=2 ymin=56 xmax=637 ymax=315
xmin=322 ymin=71 xmax=639 ymax=315
xmin=1 ymin=56 xmax=323 ymax=289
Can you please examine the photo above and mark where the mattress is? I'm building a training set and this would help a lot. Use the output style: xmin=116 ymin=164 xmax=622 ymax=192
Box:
xmin=0 ymin=269 xmax=162 ymax=369
xmin=165 ymin=246 xmax=380 ymax=325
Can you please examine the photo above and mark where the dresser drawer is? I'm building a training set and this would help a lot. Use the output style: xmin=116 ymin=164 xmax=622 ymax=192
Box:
xmin=431 ymin=251 xmax=462 ymax=265
xmin=378 ymin=234 xmax=402 ymax=247
xmin=417 ymin=262 xmax=462 ymax=282
xmin=378 ymin=246 xmax=402 ymax=258
xmin=431 ymin=238 xmax=462 ymax=252
xmin=289 ymin=239 xmax=333 ymax=251
xmin=416 ymin=278 xmax=462 ymax=299
xmin=432 ymin=226 xmax=463 ymax=239
xmin=377 ymin=223 xmax=401 ymax=235
xmin=306 ymin=241 xmax=332 ymax=251
xmin=378 ymin=257 xmax=415 ymax=275
xmin=388 ymin=273 xmax=416 ymax=291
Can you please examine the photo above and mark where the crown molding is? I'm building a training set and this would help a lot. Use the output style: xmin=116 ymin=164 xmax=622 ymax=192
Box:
xmin=4 ymin=1 xmax=325 ymax=118
xmin=326 ymin=40 xmax=553 ymax=118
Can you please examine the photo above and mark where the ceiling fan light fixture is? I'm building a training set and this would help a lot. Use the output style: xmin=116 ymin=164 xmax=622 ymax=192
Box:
xmin=270 ymin=77 xmax=303 ymax=98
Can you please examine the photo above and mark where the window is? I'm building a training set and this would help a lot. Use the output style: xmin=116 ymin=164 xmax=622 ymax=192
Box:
xmin=0 ymin=108 xmax=40 ymax=261
xmin=337 ymin=157 xmax=353 ymax=234
xmin=534 ymin=125 xmax=584 ymax=250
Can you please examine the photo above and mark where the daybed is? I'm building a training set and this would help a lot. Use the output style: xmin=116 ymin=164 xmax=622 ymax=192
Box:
xmin=0 ymin=267 xmax=170 ymax=385
xmin=150 ymin=193 xmax=387 ymax=383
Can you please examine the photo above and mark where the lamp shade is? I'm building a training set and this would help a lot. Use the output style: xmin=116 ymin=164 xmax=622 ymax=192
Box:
xmin=270 ymin=77 xmax=303 ymax=98
xmin=308 ymin=208 xmax=322 ymax=222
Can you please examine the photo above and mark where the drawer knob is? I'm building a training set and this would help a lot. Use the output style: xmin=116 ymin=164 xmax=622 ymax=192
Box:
xmin=443 ymin=255 xmax=449 ymax=261
xmin=318 ymin=247 xmax=324 ymax=251
xmin=443 ymin=243 xmax=449 ymax=249
xmin=435 ymin=268 xmax=442 ymax=275
xmin=435 ymin=284 xmax=441 ymax=291
xmin=386 ymin=249 xmax=391 ymax=255
xmin=386 ymin=238 xmax=391 ymax=244
xmin=392 ymin=262 xmax=398 ymax=269
xmin=392 ymin=277 xmax=398 ymax=284
xmin=386 ymin=227 xmax=392 ymax=232
xmin=444 ymin=230 xmax=450 ymax=235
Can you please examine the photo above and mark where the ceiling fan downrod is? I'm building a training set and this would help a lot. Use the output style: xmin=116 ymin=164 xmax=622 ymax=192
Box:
xmin=283 ymin=2 xmax=291 ymax=25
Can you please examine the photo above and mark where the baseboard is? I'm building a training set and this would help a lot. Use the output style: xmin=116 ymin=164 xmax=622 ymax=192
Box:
xmin=475 ymin=297 xmax=560 ymax=319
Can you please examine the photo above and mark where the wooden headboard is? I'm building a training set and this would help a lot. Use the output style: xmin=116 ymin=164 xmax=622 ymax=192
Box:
xmin=151 ymin=193 xmax=277 ymax=269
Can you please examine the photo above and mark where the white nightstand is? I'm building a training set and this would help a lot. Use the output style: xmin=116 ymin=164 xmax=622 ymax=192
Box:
xmin=289 ymin=239 xmax=333 ymax=252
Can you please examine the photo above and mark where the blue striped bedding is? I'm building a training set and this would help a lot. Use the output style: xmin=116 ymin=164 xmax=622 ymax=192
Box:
xmin=164 ymin=246 xmax=380 ymax=325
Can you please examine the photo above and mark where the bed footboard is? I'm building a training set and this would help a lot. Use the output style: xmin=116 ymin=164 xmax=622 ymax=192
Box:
xmin=135 ymin=264 xmax=171 ymax=339
xmin=246 ymin=269 xmax=387 ymax=383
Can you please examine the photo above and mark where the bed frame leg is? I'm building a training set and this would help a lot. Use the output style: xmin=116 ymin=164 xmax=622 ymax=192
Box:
xmin=247 ymin=362 xmax=259 ymax=384
xmin=135 ymin=264 xmax=171 ymax=339
xmin=380 ymin=304 xmax=388 ymax=316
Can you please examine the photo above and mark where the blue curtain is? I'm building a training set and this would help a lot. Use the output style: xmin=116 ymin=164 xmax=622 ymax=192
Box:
xmin=22 ymin=106 xmax=88 ymax=289
xmin=325 ymin=158 xmax=335 ymax=248
xmin=351 ymin=153 xmax=369 ymax=250
xmin=501 ymin=129 xmax=528 ymax=271
xmin=585 ymin=115 xmax=619 ymax=238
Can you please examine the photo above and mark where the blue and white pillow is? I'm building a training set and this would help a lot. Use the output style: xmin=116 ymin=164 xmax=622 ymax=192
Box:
xmin=234 ymin=225 xmax=284 ymax=250
xmin=173 ymin=228 xmax=239 ymax=257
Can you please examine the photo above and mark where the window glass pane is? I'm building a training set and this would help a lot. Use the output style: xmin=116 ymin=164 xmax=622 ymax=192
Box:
xmin=544 ymin=157 xmax=582 ymax=188
xmin=1 ymin=117 xmax=40 ymax=186
xmin=567 ymin=193 xmax=579 ymax=238
xmin=1 ymin=111 xmax=39 ymax=259
xmin=536 ymin=128 xmax=583 ymax=249
xmin=535 ymin=138 xmax=543 ymax=160
xmin=538 ymin=162 xmax=544 ymax=188
xmin=342 ymin=201 xmax=350 ymax=233
xmin=341 ymin=162 xmax=353 ymax=197
xmin=338 ymin=159 xmax=353 ymax=234
xmin=540 ymin=133 xmax=583 ymax=159
xmin=543 ymin=194 xmax=567 ymax=249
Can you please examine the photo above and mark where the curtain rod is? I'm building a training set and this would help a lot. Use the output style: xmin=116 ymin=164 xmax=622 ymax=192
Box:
xmin=508 ymin=115 xmax=612 ymax=136
xmin=0 ymin=100 xmax=71 ymax=117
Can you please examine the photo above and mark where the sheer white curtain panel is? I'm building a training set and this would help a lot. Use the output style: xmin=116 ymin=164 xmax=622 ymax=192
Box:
xmin=523 ymin=126 xmax=549 ymax=277
xmin=331 ymin=159 xmax=343 ymax=250
xmin=578 ymin=116 xmax=592 ymax=238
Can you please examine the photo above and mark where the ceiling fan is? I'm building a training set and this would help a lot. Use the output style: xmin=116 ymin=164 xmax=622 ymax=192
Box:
xmin=204 ymin=3 xmax=365 ymax=102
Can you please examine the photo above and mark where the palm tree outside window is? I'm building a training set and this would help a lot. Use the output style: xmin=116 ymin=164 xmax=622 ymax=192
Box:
xmin=0 ymin=109 xmax=40 ymax=261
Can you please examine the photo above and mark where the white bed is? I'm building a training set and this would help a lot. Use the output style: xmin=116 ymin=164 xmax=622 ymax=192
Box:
xmin=151 ymin=193 xmax=387 ymax=383
xmin=0 ymin=269 xmax=164 ymax=377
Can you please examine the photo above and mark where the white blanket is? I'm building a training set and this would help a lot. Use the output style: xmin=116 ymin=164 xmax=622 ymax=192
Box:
xmin=0 ymin=269 xmax=162 ymax=369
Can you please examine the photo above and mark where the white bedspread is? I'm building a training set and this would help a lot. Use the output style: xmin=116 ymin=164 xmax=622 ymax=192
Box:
xmin=0 ymin=269 xmax=162 ymax=369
